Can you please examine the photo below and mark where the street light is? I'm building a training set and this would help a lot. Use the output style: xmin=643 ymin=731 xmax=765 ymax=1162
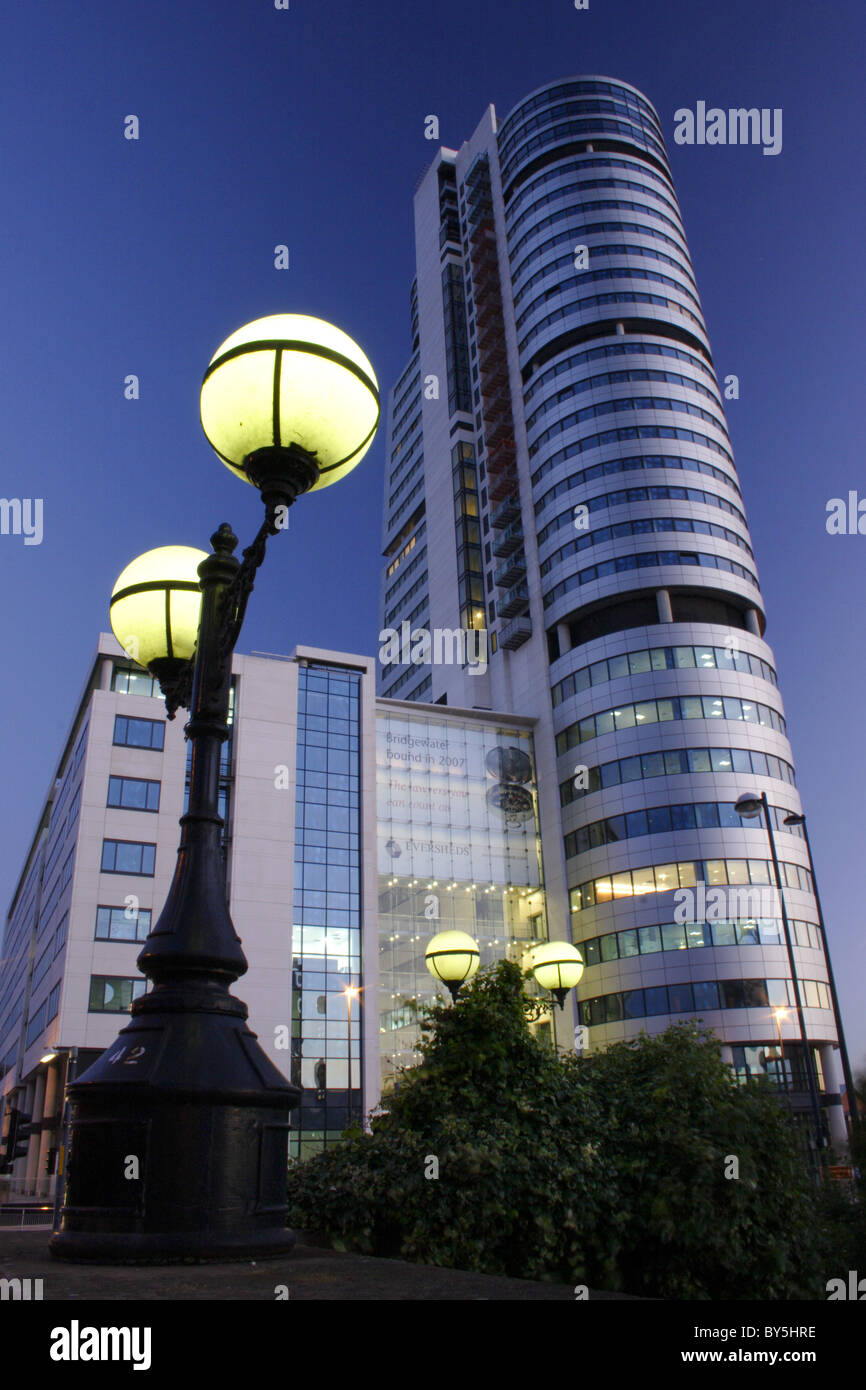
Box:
xmin=344 ymin=985 xmax=361 ymax=1129
xmin=734 ymin=791 xmax=826 ymax=1169
xmin=530 ymin=941 xmax=584 ymax=1010
xmin=782 ymin=811 xmax=858 ymax=1139
xmin=50 ymin=312 xmax=379 ymax=1264
xmin=425 ymin=931 xmax=480 ymax=1002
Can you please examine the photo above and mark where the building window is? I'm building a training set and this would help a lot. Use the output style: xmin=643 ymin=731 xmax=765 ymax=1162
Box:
xmin=112 ymin=665 xmax=163 ymax=698
xmin=47 ymin=982 xmax=61 ymax=1023
xmin=107 ymin=776 xmax=161 ymax=812
xmin=95 ymin=905 xmax=153 ymax=943
xmin=100 ymin=840 xmax=156 ymax=876
xmin=113 ymin=715 xmax=165 ymax=750
xmin=88 ymin=976 xmax=147 ymax=1013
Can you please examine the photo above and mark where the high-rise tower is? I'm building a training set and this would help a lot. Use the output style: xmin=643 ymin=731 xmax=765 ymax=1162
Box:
xmin=377 ymin=76 xmax=846 ymax=1147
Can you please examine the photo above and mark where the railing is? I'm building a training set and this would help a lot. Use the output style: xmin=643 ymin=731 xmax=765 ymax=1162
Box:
xmin=0 ymin=1175 xmax=56 ymax=1202
xmin=490 ymin=495 xmax=521 ymax=530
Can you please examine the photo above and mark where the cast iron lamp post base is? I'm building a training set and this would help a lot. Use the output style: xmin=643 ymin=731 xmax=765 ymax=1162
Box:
xmin=48 ymin=1004 xmax=297 ymax=1264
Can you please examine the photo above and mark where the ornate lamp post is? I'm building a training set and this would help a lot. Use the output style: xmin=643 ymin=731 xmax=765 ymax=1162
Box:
xmin=50 ymin=314 xmax=379 ymax=1262
xmin=424 ymin=931 xmax=481 ymax=1002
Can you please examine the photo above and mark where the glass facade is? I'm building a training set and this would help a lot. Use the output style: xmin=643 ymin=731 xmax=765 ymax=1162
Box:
xmin=290 ymin=663 xmax=362 ymax=1160
xmin=377 ymin=708 xmax=548 ymax=1090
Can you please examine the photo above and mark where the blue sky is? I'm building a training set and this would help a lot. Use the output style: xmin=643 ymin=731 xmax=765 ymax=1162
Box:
xmin=1 ymin=0 xmax=863 ymax=1070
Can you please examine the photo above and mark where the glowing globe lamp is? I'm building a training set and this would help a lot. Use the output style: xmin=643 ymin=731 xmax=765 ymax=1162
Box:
xmin=425 ymin=930 xmax=481 ymax=1002
xmin=200 ymin=313 xmax=379 ymax=513
xmin=531 ymin=941 xmax=584 ymax=1009
xmin=109 ymin=546 xmax=206 ymax=679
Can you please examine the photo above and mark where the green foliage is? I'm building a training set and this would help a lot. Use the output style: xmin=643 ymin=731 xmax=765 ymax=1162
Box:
xmin=286 ymin=961 xmax=852 ymax=1298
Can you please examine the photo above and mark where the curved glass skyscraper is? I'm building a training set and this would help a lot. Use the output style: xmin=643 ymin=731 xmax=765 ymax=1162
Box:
xmin=378 ymin=77 xmax=847 ymax=1148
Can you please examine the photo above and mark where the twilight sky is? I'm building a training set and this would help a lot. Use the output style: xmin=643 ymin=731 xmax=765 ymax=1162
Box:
xmin=1 ymin=0 xmax=863 ymax=1069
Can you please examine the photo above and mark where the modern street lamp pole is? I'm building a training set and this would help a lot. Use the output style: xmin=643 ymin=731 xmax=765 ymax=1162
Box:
xmin=344 ymin=985 xmax=360 ymax=1128
xmin=735 ymin=791 xmax=826 ymax=1171
xmin=783 ymin=811 xmax=859 ymax=1139
xmin=50 ymin=314 xmax=379 ymax=1263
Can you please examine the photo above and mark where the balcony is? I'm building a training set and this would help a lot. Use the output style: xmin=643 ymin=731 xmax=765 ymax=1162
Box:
xmin=481 ymin=348 xmax=508 ymax=381
xmin=490 ymin=495 xmax=521 ymax=529
xmin=488 ymin=466 xmax=518 ymax=503
xmin=483 ymin=412 xmax=511 ymax=447
xmin=476 ymin=316 xmax=503 ymax=354
xmin=496 ymin=582 xmax=530 ymax=619
xmin=475 ymin=297 xmax=499 ymax=331
xmin=466 ymin=192 xmax=493 ymax=227
xmin=493 ymin=551 xmax=527 ymax=590
xmin=500 ymin=614 xmax=532 ymax=650
xmin=492 ymin=519 xmax=524 ymax=558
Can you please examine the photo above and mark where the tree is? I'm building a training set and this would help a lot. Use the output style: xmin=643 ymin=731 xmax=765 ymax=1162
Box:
xmin=286 ymin=961 xmax=840 ymax=1297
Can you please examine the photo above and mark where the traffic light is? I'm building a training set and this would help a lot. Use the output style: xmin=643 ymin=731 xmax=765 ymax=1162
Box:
xmin=12 ymin=1111 xmax=33 ymax=1162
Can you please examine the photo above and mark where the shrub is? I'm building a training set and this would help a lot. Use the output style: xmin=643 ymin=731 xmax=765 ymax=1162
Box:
xmin=287 ymin=961 xmax=846 ymax=1297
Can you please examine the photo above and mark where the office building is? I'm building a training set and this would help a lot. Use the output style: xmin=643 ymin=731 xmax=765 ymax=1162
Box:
xmin=377 ymin=75 xmax=846 ymax=1144
xmin=0 ymin=634 xmax=552 ymax=1194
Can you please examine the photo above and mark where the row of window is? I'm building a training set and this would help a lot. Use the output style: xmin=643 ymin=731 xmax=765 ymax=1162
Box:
xmin=518 ymin=288 xmax=705 ymax=360
xmin=510 ymin=200 xmax=688 ymax=266
xmin=530 ymin=427 xmax=734 ymax=498
xmin=501 ymin=115 xmax=669 ymax=187
xmin=381 ymin=662 xmax=435 ymax=697
xmin=577 ymin=976 xmax=830 ymax=1028
xmin=560 ymin=744 xmax=795 ymax=806
xmin=384 ymin=532 xmax=426 ymax=593
xmin=499 ymin=92 xmax=664 ymax=165
xmin=518 ymin=268 xmax=703 ymax=340
xmin=564 ymin=800 xmax=800 ymax=861
xmin=388 ymin=369 xmax=421 ymax=448
xmin=37 ymin=848 xmax=75 ymax=937
xmin=569 ymin=856 xmax=813 ymax=913
xmin=514 ymin=242 xmax=700 ymax=317
xmin=542 ymin=546 xmax=758 ymax=610
xmin=527 ymin=367 xmax=721 ymax=438
xmin=556 ymin=692 xmax=785 ymax=754
xmin=48 ymin=722 xmax=88 ymax=834
xmin=541 ymin=516 xmax=754 ymax=578
xmin=501 ymin=81 xmax=663 ymax=144
xmin=43 ymin=783 xmax=81 ymax=889
xmin=389 ymin=475 xmax=425 ymax=530
xmin=25 ymin=982 xmax=61 ymax=1048
xmin=540 ymin=485 xmax=747 ymax=549
xmin=535 ymin=454 xmax=740 ymax=518
xmin=384 ymin=569 xmax=429 ymax=628
xmin=388 ymin=446 xmax=423 ymax=509
xmin=525 ymin=340 xmax=715 ymax=411
xmin=529 ymin=392 xmax=726 ymax=458
xmin=551 ymin=642 xmax=776 ymax=706
xmin=578 ymin=915 xmax=822 ymax=966
xmin=506 ymin=160 xmax=680 ymax=232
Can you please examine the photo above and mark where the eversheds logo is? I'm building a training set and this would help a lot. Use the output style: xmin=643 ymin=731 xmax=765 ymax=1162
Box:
xmin=49 ymin=1321 xmax=152 ymax=1371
